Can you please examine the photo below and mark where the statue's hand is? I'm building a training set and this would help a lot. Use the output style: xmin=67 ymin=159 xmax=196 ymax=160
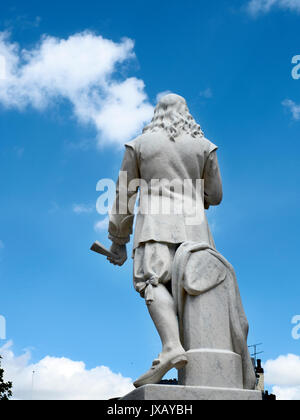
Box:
xmin=108 ymin=243 xmax=127 ymax=266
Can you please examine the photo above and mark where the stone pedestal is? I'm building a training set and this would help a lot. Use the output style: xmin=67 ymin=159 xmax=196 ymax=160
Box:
xmin=121 ymin=245 xmax=261 ymax=400
xmin=175 ymin=270 xmax=257 ymax=395
xmin=121 ymin=384 xmax=262 ymax=401
xmin=120 ymin=347 xmax=262 ymax=400
xmin=178 ymin=349 xmax=243 ymax=389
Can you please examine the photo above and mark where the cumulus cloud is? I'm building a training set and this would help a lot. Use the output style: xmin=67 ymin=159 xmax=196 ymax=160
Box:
xmin=0 ymin=54 xmax=5 ymax=79
xmin=282 ymin=99 xmax=300 ymax=120
xmin=199 ymin=88 xmax=213 ymax=99
xmin=247 ymin=0 xmax=300 ymax=15
xmin=0 ymin=341 xmax=134 ymax=400
xmin=0 ymin=31 xmax=154 ymax=146
xmin=264 ymin=354 xmax=300 ymax=400
xmin=94 ymin=217 xmax=109 ymax=232
xmin=72 ymin=203 xmax=94 ymax=214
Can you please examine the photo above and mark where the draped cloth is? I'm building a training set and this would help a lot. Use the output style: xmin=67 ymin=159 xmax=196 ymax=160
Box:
xmin=172 ymin=242 xmax=256 ymax=390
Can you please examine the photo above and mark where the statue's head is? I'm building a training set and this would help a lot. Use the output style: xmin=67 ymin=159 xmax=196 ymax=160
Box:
xmin=143 ymin=93 xmax=204 ymax=141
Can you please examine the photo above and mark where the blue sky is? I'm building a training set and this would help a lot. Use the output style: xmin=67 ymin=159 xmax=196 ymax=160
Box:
xmin=0 ymin=0 xmax=300 ymax=399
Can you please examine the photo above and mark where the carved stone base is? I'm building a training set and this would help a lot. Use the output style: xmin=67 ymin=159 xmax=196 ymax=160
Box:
xmin=120 ymin=384 xmax=262 ymax=401
xmin=178 ymin=349 xmax=243 ymax=388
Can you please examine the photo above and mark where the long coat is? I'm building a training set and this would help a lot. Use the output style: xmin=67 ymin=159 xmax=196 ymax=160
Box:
xmin=108 ymin=130 xmax=223 ymax=251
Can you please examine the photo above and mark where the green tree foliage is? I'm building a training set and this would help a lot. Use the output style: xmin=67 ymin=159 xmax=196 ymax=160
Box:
xmin=0 ymin=356 xmax=12 ymax=400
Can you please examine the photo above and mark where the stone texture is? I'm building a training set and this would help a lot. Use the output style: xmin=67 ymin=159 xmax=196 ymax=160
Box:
xmin=172 ymin=242 xmax=257 ymax=390
xmin=182 ymin=261 xmax=233 ymax=351
xmin=121 ymin=384 xmax=262 ymax=401
xmin=102 ymin=94 xmax=257 ymax=393
xmin=108 ymin=94 xmax=222 ymax=251
xmin=178 ymin=349 xmax=243 ymax=389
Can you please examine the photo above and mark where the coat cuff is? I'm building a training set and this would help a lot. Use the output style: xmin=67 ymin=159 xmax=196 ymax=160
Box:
xmin=108 ymin=234 xmax=130 ymax=245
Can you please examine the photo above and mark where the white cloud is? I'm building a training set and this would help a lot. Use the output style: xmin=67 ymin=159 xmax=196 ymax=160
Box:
xmin=0 ymin=240 xmax=4 ymax=249
xmin=0 ymin=31 xmax=154 ymax=146
xmin=247 ymin=0 xmax=300 ymax=15
xmin=0 ymin=54 xmax=5 ymax=79
xmin=72 ymin=203 xmax=94 ymax=214
xmin=199 ymin=88 xmax=213 ymax=99
xmin=272 ymin=385 xmax=300 ymax=400
xmin=264 ymin=354 xmax=300 ymax=400
xmin=0 ymin=341 xmax=134 ymax=400
xmin=94 ymin=217 xmax=109 ymax=232
xmin=282 ymin=99 xmax=300 ymax=120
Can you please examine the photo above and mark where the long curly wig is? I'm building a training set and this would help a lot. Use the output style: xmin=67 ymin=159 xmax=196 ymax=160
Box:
xmin=143 ymin=94 xmax=204 ymax=141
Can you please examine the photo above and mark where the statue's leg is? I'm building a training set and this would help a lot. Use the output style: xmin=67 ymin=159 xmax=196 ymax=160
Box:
xmin=147 ymin=283 xmax=184 ymax=356
xmin=134 ymin=285 xmax=187 ymax=388
xmin=133 ymin=242 xmax=187 ymax=387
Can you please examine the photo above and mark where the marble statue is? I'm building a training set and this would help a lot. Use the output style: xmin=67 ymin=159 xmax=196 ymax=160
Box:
xmin=100 ymin=94 xmax=260 ymax=400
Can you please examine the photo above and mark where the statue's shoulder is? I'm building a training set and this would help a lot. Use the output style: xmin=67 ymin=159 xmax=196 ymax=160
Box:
xmin=124 ymin=134 xmax=144 ymax=151
xmin=125 ymin=132 xmax=156 ymax=151
xmin=198 ymin=136 xmax=218 ymax=154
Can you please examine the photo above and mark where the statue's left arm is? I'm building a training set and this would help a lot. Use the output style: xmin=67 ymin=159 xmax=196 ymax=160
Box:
xmin=107 ymin=144 xmax=140 ymax=264
xmin=203 ymin=150 xmax=223 ymax=210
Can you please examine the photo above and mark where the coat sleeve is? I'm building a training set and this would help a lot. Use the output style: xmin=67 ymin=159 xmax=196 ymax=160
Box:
xmin=203 ymin=150 xmax=223 ymax=209
xmin=108 ymin=144 xmax=140 ymax=245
